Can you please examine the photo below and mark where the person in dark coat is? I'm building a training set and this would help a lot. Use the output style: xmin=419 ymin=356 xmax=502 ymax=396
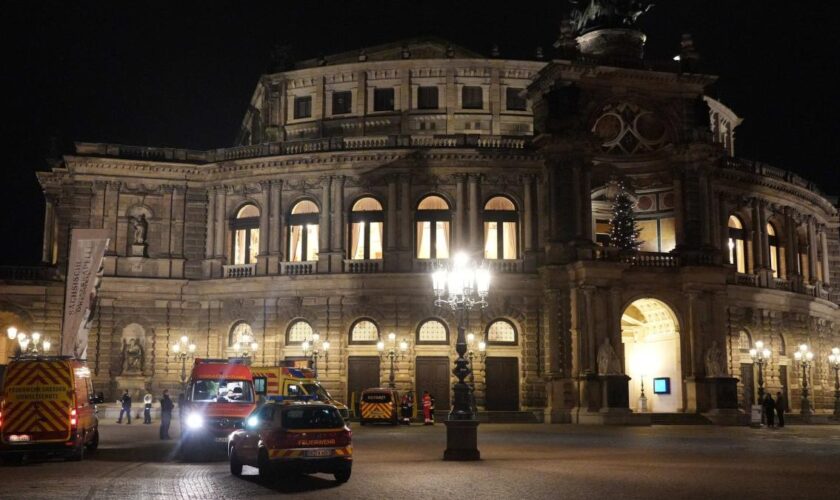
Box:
xmin=143 ymin=392 xmax=153 ymax=424
xmin=159 ymin=389 xmax=175 ymax=440
xmin=775 ymin=391 xmax=786 ymax=428
xmin=117 ymin=390 xmax=132 ymax=424
xmin=762 ymin=393 xmax=776 ymax=428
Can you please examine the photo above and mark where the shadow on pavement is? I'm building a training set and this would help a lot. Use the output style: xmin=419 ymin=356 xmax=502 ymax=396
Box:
xmin=238 ymin=472 xmax=343 ymax=494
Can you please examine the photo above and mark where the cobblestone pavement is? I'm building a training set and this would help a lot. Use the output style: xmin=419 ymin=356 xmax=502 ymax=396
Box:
xmin=1 ymin=420 xmax=839 ymax=499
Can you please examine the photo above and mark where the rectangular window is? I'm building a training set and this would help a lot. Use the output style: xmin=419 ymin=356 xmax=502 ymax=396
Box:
xmin=595 ymin=219 xmax=611 ymax=247
xmin=462 ymin=86 xmax=483 ymax=109
xmin=637 ymin=219 xmax=658 ymax=252
xmin=306 ymin=224 xmax=319 ymax=261
xmin=506 ymin=88 xmax=527 ymax=111
xmin=294 ymin=96 xmax=312 ymax=119
xmin=659 ymin=217 xmax=676 ymax=253
xmin=369 ymin=222 xmax=383 ymax=259
xmin=484 ymin=222 xmax=498 ymax=259
xmin=373 ymin=88 xmax=395 ymax=112
xmin=416 ymin=220 xmax=450 ymax=259
xmin=332 ymin=91 xmax=352 ymax=115
xmin=416 ymin=221 xmax=431 ymax=258
xmin=417 ymin=86 xmax=439 ymax=109
xmin=435 ymin=221 xmax=450 ymax=258
xmin=289 ymin=224 xmax=319 ymax=262
xmin=234 ymin=229 xmax=248 ymax=265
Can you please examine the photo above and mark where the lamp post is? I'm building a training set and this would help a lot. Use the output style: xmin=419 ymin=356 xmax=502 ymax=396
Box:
xmin=793 ymin=344 xmax=814 ymax=416
xmin=233 ymin=331 xmax=259 ymax=361
xmin=171 ymin=335 xmax=197 ymax=391
xmin=465 ymin=333 xmax=486 ymax=389
xmin=377 ymin=332 xmax=409 ymax=389
xmin=749 ymin=340 xmax=772 ymax=400
xmin=431 ymin=251 xmax=490 ymax=461
xmin=7 ymin=326 xmax=52 ymax=357
xmin=828 ymin=347 xmax=840 ymax=419
xmin=302 ymin=333 xmax=329 ymax=377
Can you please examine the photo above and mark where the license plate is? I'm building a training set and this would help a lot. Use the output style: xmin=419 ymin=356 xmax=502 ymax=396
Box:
xmin=214 ymin=437 xmax=228 ymax=443
xmin=305 ymin=449 xmax=333 ymax=457
xmin=9 ymin=435 xmax=30 ymax=443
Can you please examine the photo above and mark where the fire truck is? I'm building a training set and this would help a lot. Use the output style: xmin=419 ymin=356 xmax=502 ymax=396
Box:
xmin=179 ymin=358 xmax=257 ymax=456
xmin=0 ymin=356 xmax=104 ymax=463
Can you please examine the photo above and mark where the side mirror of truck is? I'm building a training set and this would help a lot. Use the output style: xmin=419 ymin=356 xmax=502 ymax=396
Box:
xmin=90 ymin=392 xmax=105 ymax=404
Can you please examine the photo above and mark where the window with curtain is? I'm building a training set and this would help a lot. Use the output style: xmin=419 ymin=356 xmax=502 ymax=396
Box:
xmin=286 ymin=319 xmax=313 ymax=345
xmin=232 ymin=204 xmax=260 ymax=265
xmin=727 ymin=215 xmax=746 ymax=273
xmin=415 ymin=195 xmax=451 ymax=259
xmin=348 ymin=197 xmax=384 ymax=260
xmin=483 ymin=196 xmax=518 ymax=260
xmin=417 ymin=319 xmax=448 ymax=344
xmin=486 ymin=319 xmax=517 ymax=344
xmin=288 ymin=200 xmax=319 ymax=262
xmin=350 ymin=319 xmax=379 ymax=344
xmin=767 ymin=223 xmax=780 ymax=278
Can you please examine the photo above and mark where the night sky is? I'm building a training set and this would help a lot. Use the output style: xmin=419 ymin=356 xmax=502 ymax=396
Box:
xmin=1 ymin=1 xmax=837 ymax=265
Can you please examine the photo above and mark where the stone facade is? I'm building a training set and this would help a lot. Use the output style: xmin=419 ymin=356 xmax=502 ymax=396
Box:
xmin=1 ymin=36 xmax=838 ymax=422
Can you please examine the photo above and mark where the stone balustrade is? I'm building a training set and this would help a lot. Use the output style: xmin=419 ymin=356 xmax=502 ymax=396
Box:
xmin=222 ymin=263 xmax=256 ymax=278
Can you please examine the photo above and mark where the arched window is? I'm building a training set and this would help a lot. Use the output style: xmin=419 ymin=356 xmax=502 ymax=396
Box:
xmin=286 ymin=319 xmax=313 ymax=345
xmin=348 ymin=197 xmax=384 ymax=260
xmin=727 ymin=215 xmax=746 ymax=273
xmin=483 ymin=196 xmax=518 ymax=260
xmin=767 ymin=223 xmax=780 ymax=278
xmin=796 ymin=228 xmax=810 ymax=282
xmin=229 ymin=321 xmax=254 ymax=347
xmin=416 ymin=319 xmax=449 ymax=344
xmin=288 ymin=200 xmax=319 ymax=262
xmin=350 ymin=319 xmax=379 ymax=344
xmin=486 ymin=319 xmax=517 ymax=345
xmin=232 ymin=204 xmax=260 ymax=265
xmin=737 ymin=330 xmax=752 ymax=352
xmin=415 ymin=195 xmax=451 ymax=259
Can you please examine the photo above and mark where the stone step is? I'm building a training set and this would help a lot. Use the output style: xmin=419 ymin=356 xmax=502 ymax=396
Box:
xmin=649 ymin=412 xmax=713 ymax=425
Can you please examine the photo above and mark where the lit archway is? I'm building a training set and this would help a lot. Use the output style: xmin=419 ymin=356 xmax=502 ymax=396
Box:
xmin=621 ymin=298 xmax=683 ymax=413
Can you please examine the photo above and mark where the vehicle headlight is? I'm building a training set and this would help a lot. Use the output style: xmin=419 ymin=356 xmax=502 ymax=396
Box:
xmin=186 ymin=413 xmax=204 ymax=429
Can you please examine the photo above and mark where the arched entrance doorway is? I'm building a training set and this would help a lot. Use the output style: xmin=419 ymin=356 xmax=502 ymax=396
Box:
xmin=621 ymin=298 xmax=682 ymax=413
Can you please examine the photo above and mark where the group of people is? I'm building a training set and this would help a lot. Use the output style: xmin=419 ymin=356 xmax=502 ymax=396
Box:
xmin=761 ymin=391 xmax=787 ymax=428
xmin=115 ymin=389 xmax=177 ymax=439
xmin=398 ymin=391 xmax=436 ymax=425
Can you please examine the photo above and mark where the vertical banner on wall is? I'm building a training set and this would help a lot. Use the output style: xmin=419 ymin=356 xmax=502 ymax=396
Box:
xmin=61 ymin=229 xmax=109 ymax=360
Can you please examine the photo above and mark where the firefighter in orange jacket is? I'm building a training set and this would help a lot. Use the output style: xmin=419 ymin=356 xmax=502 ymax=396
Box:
xmin=422 ymin=391 xmax=433 ymax=425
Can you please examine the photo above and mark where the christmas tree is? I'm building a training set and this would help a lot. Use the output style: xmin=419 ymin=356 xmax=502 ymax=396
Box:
xmin=608 ymin=185 xmax=641 ymax=251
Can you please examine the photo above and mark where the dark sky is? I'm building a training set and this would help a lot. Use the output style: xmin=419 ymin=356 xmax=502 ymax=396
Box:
xmin=1 ymin=1 xmax=838 ymax=265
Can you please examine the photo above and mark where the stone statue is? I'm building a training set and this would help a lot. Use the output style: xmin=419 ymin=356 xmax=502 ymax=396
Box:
xmin=597 ymin=338 xmax=622 ymax=375
xmin=123 ymin=337 xmax=144 ymax=374
xmin=130 ymin=214 xmax=148 ymax=245
xmin=704 ymin=340 xmax=725 ymax=377
xmin=569 ymin=0 xmax=654 ymax=35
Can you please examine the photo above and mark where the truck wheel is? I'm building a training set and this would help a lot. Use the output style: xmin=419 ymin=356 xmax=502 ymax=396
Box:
xmin=258 ymin=449 xmax=273 ymax=483
xmin=85 ymin=429 xmax=99 ymax=451
xmin=69 ymin=438 xmax=85 ymax=462
xmin=334 ymin=468 xmax=351 ymax=483
xmin=229 ymin=446 xmax=243 ymax=477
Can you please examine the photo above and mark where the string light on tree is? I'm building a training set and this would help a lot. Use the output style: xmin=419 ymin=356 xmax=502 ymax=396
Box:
xmin=608 ymin=183 xmax=641 ymax=251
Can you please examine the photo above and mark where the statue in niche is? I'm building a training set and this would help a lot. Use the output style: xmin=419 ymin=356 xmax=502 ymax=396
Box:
xmin=122 ymin=337 xmax=144 ymax=374
xmin=130 ymin=214 xmax=148 ymax=245
xmin=569 ymin=0 xmax=654 ymax=35
xmin=597 ymin=338 xmax=622 ymax=375
xmin=704 ymin=340 xmax=726 ymax=378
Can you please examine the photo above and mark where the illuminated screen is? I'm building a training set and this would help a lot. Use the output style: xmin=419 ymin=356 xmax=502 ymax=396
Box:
xmin=653 ymin=377 xmax=671 ymax=395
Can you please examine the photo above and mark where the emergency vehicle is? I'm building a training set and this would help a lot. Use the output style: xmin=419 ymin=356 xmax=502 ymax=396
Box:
xmin=228 ymin=398 xmax=352 ymax=483
xmin=251 ymin=366 xmax=350 ymax=420
xmin=359 ymin=388 xmax=400 ymax=425
xmin=0 ymin=356 xmax=103 ymax=463
xmin=180 ymin=358 xmax=257 ymax=455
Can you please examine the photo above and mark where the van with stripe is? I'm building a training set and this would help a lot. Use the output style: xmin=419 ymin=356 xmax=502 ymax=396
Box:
xmin=0 ymin=356 xmax=103 ymax=463
xmin=252 ymin=366 xmax=351 ymax=421
xmin=359 ymin=388 xmax=400 ymax=425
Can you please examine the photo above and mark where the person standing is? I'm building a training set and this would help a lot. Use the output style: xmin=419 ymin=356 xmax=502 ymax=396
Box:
xmin=422 ymin=391 xmax=433 ymax=425
xmin=775 ymin=391 xmax=786 ymax=428
xmin=117 ymin=390 xmax=132 ymax=424
xmin=143 ymin=392 xmax=153 ymax=424
xmin=400 ymin=392 xmax=413 ymax=425
xmin=763 ymin=393 xmax=776 ymax=428
xmin=160 ymin=389 xmax=174 ymax=440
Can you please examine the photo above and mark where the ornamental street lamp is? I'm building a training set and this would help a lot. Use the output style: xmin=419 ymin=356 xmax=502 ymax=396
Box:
xmin=233 ymin=331 xmax=259 ymax=361
xmin=302 ymin=333 xmax=329 ymax=377
xmin=7 ymin=326 xmax=51 ymax=357
xmin=378 ymin=332 xmax=409 ymax=389
xmin=793 ymin=344 xmax=814 ymax=416
xmin=432 ymin=251 xmax=490 ymax=461
xmin=171 ymin=335 xmax=197 ymax=390
xmin=749 ymin=340 xmax=772 ymax=399
xmin=828 ymin=347 xmax=840 ymax=419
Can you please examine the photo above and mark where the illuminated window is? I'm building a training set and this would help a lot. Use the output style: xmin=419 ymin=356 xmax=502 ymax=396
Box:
xmin=229 ymin=321 xmax=254 ymax=347
xmin=415 ymin=195 xmax=450 ymax=259
xmin=232 ymin=204 xmax=260 ymax=265
xmin=767 ymin=223 xmax=780 ymax=278
xmin=348 ymin=197 xmax=384 ymax=260
xmin=486 ymin=319 xmax=517 ymax=344
xmin=417 ymin=319 xmax=448 ymax=344
xmin=727 ymin=215 xmax=746 ymax=273
xmin=637 ymin=217 xmax=676 ymax=253
xmin=350 ymin=319 xmax=379 ymax=344
xmin=286 ymin=320 xmax=313 ymax=345
xmin=288 ymin=200 xmax=319 ymax=262
xmin=483 ymin=196 xmax=518 ymax=260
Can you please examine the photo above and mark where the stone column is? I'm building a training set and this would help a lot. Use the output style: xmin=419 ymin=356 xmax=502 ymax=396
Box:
xmin=171 ymin=186 xmax=186 ymax=259
xmin=318 ymin=177 xmax=331 ymax=272
xmin=673 ymin=172 xmax=685 ymax=248
xmin=783 ymin=207 xmax=798 ymax=279
xmin=270 ymin=181 xmax=282 ymax=256
xmin=386 ymin=177 xmax=397 ymax=251
xmin=205 ymin=187 xmax=216 ymax=259
xmin=161 ymin=186 xmax=174 ymax=257
xmin=400 ymin=176 xmax=411 ymax=250
xmin=468 ymin=174 xmax=479 ymax=251
xmin=454 ymin=174 xmax=466 ymax=249
xmin=717 ymin=194 xmax=729 ymax=252
xmin=104 ymin=181 xmax=121 ymax=255
xmin=258 ymin=185 xmax=270 ymax=256
xmin=331 ymin=175 xmax=345 ymax=271
xmin=523 ymin=175 xmax=534 ymax=252
xmin=819 ymin=228 xmax=831 ymax=285
xmin=752 ymin=199 xmax=765 ymax=270
xmin=536 ymin=174 xmax=546 ymax=249
xmin=580 ymin=165 xmax=593 ymax=242
xmin=807 ymin=216 xmax=818 ymax=284
xmin=699 ymin=171 xmax=712 ymax=246
xmin=214 ymin=188 xmax=226 ymax=259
